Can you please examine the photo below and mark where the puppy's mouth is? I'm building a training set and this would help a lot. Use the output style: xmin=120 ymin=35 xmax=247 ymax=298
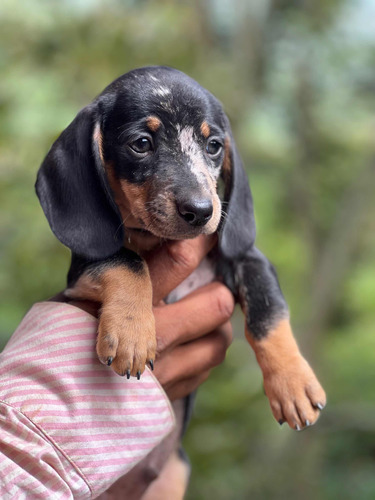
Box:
xmin=142 ymin=211 xmax=220 ymax=240
xmin=126 ymin=220 xmax=207 ymax=240
xmin=123 ymin=193 xmax=222 ymax=241
xmin=126 ymin=215 xmax=218 ymax=242
xmin=127 ymin=226 xmax=152 ymax=234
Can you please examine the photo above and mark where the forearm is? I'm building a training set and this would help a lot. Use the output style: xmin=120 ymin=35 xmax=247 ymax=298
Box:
xmin=0 ymin=302 xmax=175 ymax=499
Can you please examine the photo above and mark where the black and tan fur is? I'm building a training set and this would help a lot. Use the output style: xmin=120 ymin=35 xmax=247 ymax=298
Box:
xmin=36 ymin=66 xmax=326 ymax=430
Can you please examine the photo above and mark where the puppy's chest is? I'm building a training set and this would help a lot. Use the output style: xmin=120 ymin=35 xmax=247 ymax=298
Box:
xmin=165 ymin=258 xmax=216 ymax=304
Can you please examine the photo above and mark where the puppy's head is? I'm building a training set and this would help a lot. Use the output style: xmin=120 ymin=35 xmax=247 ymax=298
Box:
xmin=36 ymin=67 xmax=255 ymax=260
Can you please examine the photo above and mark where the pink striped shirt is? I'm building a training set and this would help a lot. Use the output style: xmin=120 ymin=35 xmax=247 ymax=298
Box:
xmin=0 ymin=302 xmax=175 ymax=499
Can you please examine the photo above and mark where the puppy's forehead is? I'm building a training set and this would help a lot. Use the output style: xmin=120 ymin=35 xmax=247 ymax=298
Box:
xmin=103 ymin=67 xmax=224 ymax=130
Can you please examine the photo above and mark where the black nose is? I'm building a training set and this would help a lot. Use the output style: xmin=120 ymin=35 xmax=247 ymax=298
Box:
xmin=177 ymin=198 xmax=213 ymax=227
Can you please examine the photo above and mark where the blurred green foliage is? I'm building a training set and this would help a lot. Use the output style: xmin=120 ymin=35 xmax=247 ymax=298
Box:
xmin=1 ymin=0 xmax=375 ymax=498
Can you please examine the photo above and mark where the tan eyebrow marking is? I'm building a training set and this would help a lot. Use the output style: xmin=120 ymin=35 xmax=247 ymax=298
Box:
xmin=200 ymin=121 xmax=211 ymax=138
xmin=146 ymin=116 xmax=162 ymax=132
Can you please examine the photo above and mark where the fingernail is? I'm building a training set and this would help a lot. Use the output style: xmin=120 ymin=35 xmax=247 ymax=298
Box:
xmin=107 ymin=356 xmax=113 ymax=366
xmin=126 ymin=370 xmax=131 ymax=380
xmin=295 ymin=424 xmax=301 ymax=431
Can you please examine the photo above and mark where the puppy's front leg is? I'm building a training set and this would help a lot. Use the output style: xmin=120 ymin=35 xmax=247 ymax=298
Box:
xmin=66 ymin=250 xmax=156 ymax=378
xmin=222 ymin=247 xmax=326 ymax=430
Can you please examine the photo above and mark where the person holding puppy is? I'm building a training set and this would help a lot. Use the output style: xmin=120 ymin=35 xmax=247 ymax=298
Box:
xmin=0 ymin=236 xmax=234 ymax=499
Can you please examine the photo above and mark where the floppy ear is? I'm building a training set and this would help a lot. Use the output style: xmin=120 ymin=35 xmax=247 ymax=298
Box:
xmin=218 ymin=124 xmax=256 ymax=260
xmin=35 ymin=103 xmax=124 ymax=260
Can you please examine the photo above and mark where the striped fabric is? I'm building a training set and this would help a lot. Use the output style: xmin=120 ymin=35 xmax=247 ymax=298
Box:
xmin=0 ymin=302 xmax=175 ymax=499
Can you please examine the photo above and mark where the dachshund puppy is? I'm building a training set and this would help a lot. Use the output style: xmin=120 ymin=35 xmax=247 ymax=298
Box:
xmin=36 ymin=66 xmax=326 ymax=430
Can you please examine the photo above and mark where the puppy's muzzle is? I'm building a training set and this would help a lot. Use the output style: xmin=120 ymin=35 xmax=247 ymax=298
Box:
xmin=177 ymin=197 xmax=213 ymax=227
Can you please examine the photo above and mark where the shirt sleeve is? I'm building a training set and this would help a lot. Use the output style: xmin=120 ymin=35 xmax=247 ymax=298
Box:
xmin=0 ymin=302 xmax=175 ymax=499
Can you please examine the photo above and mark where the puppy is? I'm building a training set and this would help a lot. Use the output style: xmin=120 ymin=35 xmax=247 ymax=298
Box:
xmin=36 ymin=66 xmax=326 ymax=430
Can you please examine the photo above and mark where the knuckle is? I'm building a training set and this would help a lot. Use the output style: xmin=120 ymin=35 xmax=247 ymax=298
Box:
xmin=155 ymin=336 xmax=168 ymax=355
xmin=167 ymin=242 xmax=199 ymax=271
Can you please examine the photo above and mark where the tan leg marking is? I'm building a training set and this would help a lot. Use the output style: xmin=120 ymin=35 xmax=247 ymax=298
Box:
xmin=246 ymin=319 xmax=326 ymax=430
xmin=67 ymin=265 xmax=156 ymax=377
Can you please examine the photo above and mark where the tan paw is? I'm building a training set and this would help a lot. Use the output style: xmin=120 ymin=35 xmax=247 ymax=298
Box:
xmin=264 ymin=354 xmax=326 ymax=430
xmin=96 ymin=303 xmax=156 ymax=379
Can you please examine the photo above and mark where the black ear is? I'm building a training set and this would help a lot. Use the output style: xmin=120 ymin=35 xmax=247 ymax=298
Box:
xmin=35 ymin=103 xmax=123 ymax=260
xmin=218 ymin=123 xmax=256 ymax=260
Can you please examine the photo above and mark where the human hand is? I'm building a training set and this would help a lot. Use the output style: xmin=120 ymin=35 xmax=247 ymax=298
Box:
xmin=59 ymin=235 xmax=234 ymax=399
xmin=146 ymin=235 xmax=234 ymax=401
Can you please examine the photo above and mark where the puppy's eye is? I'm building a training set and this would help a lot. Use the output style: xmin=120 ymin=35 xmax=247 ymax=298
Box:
xmin=129 ymin=137 xmax=153 ymax=155
xmin=206 ymin=139 xmax=222 ymax=158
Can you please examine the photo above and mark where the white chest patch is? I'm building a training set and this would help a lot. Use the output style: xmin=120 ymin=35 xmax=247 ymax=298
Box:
xmin=165 ymin=257 xmax=216 ymax=304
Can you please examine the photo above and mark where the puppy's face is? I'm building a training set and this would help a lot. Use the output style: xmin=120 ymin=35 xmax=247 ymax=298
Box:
xmin=97 ymin=67 xmax=227 ymax=240
xmin=37 ymin=66 xmax=255 ymax=261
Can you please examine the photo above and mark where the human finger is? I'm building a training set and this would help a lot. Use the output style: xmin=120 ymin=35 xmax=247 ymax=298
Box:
xmin=154 ymin=321 xmax=233 ymax=386
xmin=146 ymin=234 xmax=217 ymax=304
xmin=165 ymin=370 xmax=211 ymax=401
xmin=154 ymin=283 xmax=234 ymax=353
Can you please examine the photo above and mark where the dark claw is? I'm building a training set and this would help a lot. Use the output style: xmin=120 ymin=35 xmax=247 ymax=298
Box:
xmin=137 ymin=371 xmax=141 ymax=380
xmin=295 ymin=424 xmax=301 ymax=431
xmin=149 ymin=360 xmax=154 ymax=371
xmin=107 ymin=356 xmax=113 ymax=366
xmin=278 ymin=419 xmax=284 ymax=426
xmin=126 ymin=369 xmax=131 ymax=380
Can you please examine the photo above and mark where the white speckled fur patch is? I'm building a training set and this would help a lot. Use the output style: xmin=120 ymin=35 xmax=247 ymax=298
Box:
xmin=177 ymin=126 xmax=220 ymax=183
xmin=152 ymin=86 xmax=171 ymax=97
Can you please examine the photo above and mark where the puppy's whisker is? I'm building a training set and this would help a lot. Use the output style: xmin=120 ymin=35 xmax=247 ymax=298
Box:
xmin=114 ymin=220 xmax=125 ymax=238
xmin=220 ymin=209 xmax=229 ymax=222
xmin=114 ymin=211 xmax=136 ymax=238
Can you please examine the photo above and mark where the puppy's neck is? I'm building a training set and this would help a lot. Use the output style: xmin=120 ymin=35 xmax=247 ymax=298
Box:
xmin=123 ymin=228 xmax=164 ymax=255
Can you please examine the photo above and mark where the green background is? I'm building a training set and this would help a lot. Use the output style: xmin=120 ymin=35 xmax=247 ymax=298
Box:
xmin=1 ymin=1 xmax=374 ymax=498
